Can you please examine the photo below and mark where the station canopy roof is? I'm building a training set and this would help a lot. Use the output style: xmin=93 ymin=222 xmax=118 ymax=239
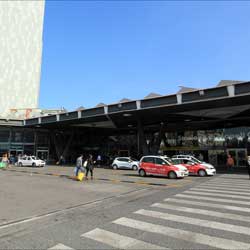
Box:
xmin=24 ymin=80 xmax=250 ymax=132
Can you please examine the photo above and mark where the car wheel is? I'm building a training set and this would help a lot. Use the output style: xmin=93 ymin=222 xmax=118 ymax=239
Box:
xmin=18 ymin=162 xmax=23 ymax=167
xmin=113 ymin=164 xmax=118 ymax=170
xmin=32 ymin=163 xmax=36 ymax=167
xmin=132 ymin=165 xmax=138 ymax=171
xmin=139 ymin=169 xmax=146 ymax=177
xmin=168 ymin=171 xmax=177 ymax=179
xmin=198 ymin=169 xmax=206 ymax=177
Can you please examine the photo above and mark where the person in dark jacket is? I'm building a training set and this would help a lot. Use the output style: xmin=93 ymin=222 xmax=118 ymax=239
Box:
xmin=85 ymin=154 xmax=95 ymax=180
xmin=226 ymin=154 xmax=234 ymax=172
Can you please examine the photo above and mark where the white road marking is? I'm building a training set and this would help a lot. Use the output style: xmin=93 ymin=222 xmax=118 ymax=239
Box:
xmin=174 ymin=194 xmax=250 ymax=206
xmin=208 ymin=179 xmax=249 ymax=183
xmin=199 ymin=184 xmax=250 ymax=192
xmin=113 ymin=217 xmax=250 ymax=250
xmin=203 ymin=182 xmax=250 ymax=188
xmin=151 ymin=202 xmax=250 ymax=223
xmin=192 ymin=187 xmax=250 ymax=194
xmin=165 ymin=198 xmax=250 ymax=213
xmin=135 ymin=209 xmax=250 ymax=236
xmin=208 ymin=179 xmax=250 ymax=184
xmin=184 ymin=190 xmax=250 ymax=200
xmin=217 ymin=175 xmax=247 ymax=179
xmin=48 ymin=243 xmax=74 ymax=250
xmin=81 ymin=228 xmax=165 ymax=249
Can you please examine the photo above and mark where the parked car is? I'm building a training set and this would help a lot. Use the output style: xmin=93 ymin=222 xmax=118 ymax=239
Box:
xmin=18 ymin=156 xmax=46 ymax=167
xmin=172 ymin=155 xmax=216 ymax=176
xmin=139 ymin=155 xmax=188 ymax=179
xmin=112 ymin=157 xmax=139 ymax=170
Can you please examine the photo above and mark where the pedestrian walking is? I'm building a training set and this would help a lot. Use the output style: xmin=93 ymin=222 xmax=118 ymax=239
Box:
xmin=2 ymin=154 xmax=9 ymax=167
xmin=58 ymin=155 xmax=65 ymax=166
xmin=226 ymin=154 xmax=234 ymax=172
xmin=75 ymin=154 xmax=85 ymax=177
xmin=85 ymin=154 xmax=94 ymax=180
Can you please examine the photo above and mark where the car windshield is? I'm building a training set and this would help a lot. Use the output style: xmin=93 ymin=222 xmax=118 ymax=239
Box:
xmin=31 ymin=156 xmax=39 ymax=160
xmin=130 ymin=158 xmax=138 ymax=162
xmin=171 ymin=159 xmax=180 ymax=164
xmin=162 ymin=157 xmax=172 ymax=165
xmin=190 ymin=156 xmax=201 ymax=163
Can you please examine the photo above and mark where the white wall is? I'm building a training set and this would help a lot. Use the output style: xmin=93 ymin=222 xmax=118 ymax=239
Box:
xmin=0 ymin=1 xmax=45 ymax=117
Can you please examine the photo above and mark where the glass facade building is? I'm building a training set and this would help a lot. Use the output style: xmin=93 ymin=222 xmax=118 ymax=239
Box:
xmin=163 ymin=127 xmax=250 ymax=167
xmin=0 ymin=127 xmax=50 ymax=161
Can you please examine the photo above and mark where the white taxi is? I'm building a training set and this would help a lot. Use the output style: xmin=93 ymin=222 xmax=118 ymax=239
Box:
xmin=18 ymin=156 xmax=46 ymax=167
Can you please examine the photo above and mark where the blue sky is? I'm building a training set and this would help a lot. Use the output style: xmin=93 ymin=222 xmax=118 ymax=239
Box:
xmin=40 ymin=1 xmax=250 ymax=111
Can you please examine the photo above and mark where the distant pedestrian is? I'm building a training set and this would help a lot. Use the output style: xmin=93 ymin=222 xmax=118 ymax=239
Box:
xmin=85 ymin=154 xmax=95 ymax=180
xmin=97 ymin=154 xmax=102 ymax=168
xmin=9 ymin=155 xmax=15 ymax=165
xmin=60 ymin=155 xmax=65 ymax=166
xmin=198 ymin=153 xmax=204 ymax=162
xmin=1 ymin=154 xmax=9 ymax=168
xmin=75 ymin=155 xmax=84 ymax=177
xmin=226 ymin=154 xmax=234 ymax=172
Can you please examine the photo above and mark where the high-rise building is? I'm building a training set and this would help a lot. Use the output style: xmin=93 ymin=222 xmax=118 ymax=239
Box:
xmin=0 ymin=1 xmax=45 ymax=118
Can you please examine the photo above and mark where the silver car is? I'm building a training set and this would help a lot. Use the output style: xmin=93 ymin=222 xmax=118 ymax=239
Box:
xmin=112 ymin=157 xmax=139 ymax=170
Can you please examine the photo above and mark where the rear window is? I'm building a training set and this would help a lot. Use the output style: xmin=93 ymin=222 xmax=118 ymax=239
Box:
xmin=141 ymin=157 xmax=154 ymax=163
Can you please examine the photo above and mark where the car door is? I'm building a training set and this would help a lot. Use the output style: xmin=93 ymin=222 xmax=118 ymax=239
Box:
xmin=123 ymin=158 xmax=131 ymax=169
xmin=27 ymin=156 xmax=32 ymax=166
xmin=154 ymin=158 xmax=169 ymax=175
xmin=118 ymin=158 xmax=130 ymax=169
xmin=141 ymin=157 xmax=156 ymax=174
xmin=20 ymin=157 xmax=27 ymax=165
xmin=183 ymin=159 xmax=195 ymax=173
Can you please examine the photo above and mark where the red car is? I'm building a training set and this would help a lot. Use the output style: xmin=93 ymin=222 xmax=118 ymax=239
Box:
xmin=171 ymin=158 xmax=210 ymax=177
xmin=139 ymin=155 xmax=188 ymax=179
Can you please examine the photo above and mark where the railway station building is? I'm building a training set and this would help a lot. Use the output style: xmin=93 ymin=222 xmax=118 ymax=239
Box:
xmin=1 ymin=80 xmax=250 ymax=169
xmin=1 ymin=1 xmax=250 ymax=169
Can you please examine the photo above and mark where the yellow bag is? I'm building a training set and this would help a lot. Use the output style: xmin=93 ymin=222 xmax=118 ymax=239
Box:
xmin=77 ymin=172 xmax=85 ymax=181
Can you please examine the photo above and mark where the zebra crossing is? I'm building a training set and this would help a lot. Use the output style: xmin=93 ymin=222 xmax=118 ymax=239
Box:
xmin=50 ymin=174 xmax=250 ymax=249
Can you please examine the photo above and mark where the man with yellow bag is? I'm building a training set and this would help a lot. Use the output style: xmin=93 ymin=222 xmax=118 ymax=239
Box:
xmin=75 ymin=154 xmax=85 ymax=181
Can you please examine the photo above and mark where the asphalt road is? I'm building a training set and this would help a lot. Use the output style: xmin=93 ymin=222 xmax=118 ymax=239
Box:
xmin=0 ymin=166 xmax=250 ymax=249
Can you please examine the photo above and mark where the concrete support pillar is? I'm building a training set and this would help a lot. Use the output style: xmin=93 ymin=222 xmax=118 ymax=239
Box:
xmin=177 ymin=94 xmax=182 ymax=104
xmin=227 ymin=85 xmax=235 ymax=97
xmin=151 ymin=123 xmax=165 ymax=155
xmin=137 ymin=119 xmax=148 ymax=157
xmin=51 ymin=130 xmax=74 ymax=161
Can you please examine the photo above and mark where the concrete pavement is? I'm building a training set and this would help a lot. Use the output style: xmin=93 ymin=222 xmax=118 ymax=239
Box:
xmin=1 ymin=167 xmax=250 ymax=249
